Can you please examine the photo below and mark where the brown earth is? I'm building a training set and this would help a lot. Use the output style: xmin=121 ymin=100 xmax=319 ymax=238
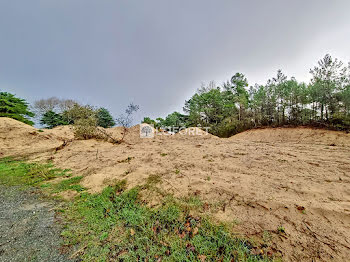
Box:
xmin=1 ymin=117 xmax=350 ymax=261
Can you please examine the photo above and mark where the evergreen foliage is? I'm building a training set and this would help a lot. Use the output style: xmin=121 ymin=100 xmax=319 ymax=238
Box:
xmin=40 ymin=110 xmax=67 ymax=128
xmin=148 ymin=54 xmax=350 ymax=137
xmin=96 ymin=107 xmax=115 ymax=128
xmin=0 ymin=92 xmax=34 ymax=125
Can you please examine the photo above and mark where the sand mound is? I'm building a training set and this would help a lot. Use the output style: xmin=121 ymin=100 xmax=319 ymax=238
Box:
xmin=46 ymin=125 xmax=129 ymax=143
xmin=127 ymin=124 xmax=146 ymax=141
xmin=106 ymin=126 xmax=124 ymax=139
xmin=231 ymin=126 xmax=350 ymax=146
xmin=0 ymin=117 xmax=37 ymax=132
xmin=33 ymin=124 xmax=349 ymax=261
xmin=2 ymin=117 xmax=350 ymax=260
xmin=43 ymin=124 xmax=143 ymax=143
xmin=174 ymin=127 xmax=217 ymax=139
xmin=113 ymin=124 xmax=156 ymax=143
xmin=43 ymin=125 xmax=75 ymax=140
xmin=0 ymin=117 xmax=63 ymax=157
xmin=106 ymin=125 xmax=216 ymax=141
xmin=103 ymin=125 xmax=143 ymax=143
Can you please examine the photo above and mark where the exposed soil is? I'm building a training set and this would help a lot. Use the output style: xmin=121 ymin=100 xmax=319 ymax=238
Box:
xmin=0 ymin=185 xmax=71 ymax=262
xmin=1 ymin=117 xmax=350 ymax=261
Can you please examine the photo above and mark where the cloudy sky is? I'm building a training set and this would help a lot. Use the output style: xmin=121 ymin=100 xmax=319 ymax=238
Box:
xmin=1 ymin=0 xmax=350 ymax=122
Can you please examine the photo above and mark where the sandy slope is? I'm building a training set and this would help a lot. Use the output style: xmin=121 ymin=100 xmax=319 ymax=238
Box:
xmin=233 ymin=126 xmax=350 ymax=146
xmin=1 ymin=117 xmax=350 ymax=261
xmin=0 ymin=118 xmax=63 ymax=157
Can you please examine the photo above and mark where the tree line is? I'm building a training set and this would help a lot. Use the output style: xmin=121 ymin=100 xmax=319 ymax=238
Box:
xmin=0 ymin=93 xmax=117 ymax=129
xmin=0 ymin=92 xmax=139 ymax=142
xmin=143 ymin=54 xmax=350 ymax=137
xmin=2 ymin=54 xmax=350 ymax=138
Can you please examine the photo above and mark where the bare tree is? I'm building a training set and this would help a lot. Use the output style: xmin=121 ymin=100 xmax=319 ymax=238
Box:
xmin=116 ymin=103 xmax=139 ymax=142
xmin=32 ymin=97 xmax=79 ymax=122
xmin=57 ymin=99 xmax=78 ymax=112
xmin=33 ymin=97 xmax=61 ymax=115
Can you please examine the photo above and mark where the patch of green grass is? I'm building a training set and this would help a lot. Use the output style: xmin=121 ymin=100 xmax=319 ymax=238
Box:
xmin=50 ymin=176 xmax=85 ymax=193
xmin=0 ymin=158 xmax=68 ymax=187
xmin=62 ymin=181 xmax=273 ymax=262
xmin=182 ymin=195 xmax=203 ymax=209
xmin=0 ymin=158 xmax=85 ymax=193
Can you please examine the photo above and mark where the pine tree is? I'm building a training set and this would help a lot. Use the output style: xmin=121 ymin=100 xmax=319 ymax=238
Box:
xmin=40 ymin=110 xmax=67 ymax=128
xmin=0 ymin=92 xmax=34 ymax=125
xmin=96 ymin=107 xmax=115 ymax=128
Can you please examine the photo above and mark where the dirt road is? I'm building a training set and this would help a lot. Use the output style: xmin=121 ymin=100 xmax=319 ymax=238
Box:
xmin=0 ymin=185 xmax=71 ymax=262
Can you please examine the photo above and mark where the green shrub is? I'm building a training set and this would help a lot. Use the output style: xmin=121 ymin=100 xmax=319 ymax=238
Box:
xmin=73 ymin=118 xmax=99 ymax=139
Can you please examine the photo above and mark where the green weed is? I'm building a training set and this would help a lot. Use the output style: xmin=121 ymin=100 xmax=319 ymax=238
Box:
xmin=277 ymin=226 xmax=285 ymax=234
xmin=61 ymin=182 xmax=273 ymax=261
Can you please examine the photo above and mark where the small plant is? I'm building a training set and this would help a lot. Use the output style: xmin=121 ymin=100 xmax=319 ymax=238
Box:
xmin=118 ymin=156 xmax=134 ymax=163
xmin=146 ymin=174 xmax=162 ymax=185
xmin=277 ymin=225 xmax=285 ymax=234
xmin=160 ymin=153 xmax=167 ymax=157
xmin=175 ymin=169 xmax=180 ymax=174
xmin=263 ymin=231 xmax=272 ymax=243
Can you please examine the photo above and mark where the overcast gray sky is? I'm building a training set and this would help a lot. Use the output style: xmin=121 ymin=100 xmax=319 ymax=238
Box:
xmin=1 ymin=1 xmax=350 ymax=122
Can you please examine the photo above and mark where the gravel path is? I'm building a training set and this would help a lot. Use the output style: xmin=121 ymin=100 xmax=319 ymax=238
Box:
xmin=0 ymin=185 xmax=72 ymax=262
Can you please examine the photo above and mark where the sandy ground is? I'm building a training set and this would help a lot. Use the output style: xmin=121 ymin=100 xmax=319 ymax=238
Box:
xmin=1 ymin=117 xmax=350 ymax=261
